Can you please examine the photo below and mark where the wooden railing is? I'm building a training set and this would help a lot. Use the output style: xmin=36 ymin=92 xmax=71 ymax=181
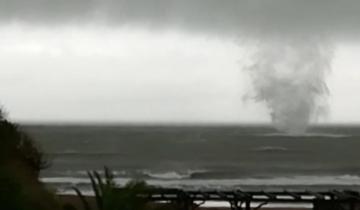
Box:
xmin=132 ymin=189 xmax=360 ymax=210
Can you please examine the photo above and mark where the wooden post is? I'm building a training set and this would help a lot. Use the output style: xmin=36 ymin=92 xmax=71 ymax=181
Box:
xmin=245 ymin=200 xmax=251 ymax=210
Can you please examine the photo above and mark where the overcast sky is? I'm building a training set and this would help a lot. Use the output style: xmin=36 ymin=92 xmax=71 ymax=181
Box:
xmin=0 ymin=0 xmax=360 ymax=124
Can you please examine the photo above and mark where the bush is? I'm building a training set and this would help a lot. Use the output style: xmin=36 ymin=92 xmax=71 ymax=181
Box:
xmin=74 ymin=167 xmax=150 ymax=210
xmin=0 ymin=108 xmax=60 ymax=210
xmin=0 ymin=112 xmax=49 ymax=176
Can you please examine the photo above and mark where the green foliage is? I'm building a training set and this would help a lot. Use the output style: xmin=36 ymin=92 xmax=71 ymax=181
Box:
xmin=74 ymin=167 xmax=150 ymax=210
xmin=0 ymin=170 xmax=27 ymax=210
xmin=0 ymin=108 xmax=4 ymax=120
xmin=111 ymin=180 xmax=149 ymax=210
xmin=0 ymin=111 xmax=49 ymax=175
xmin=63 ymin=203 xmax=78 ymax=210
xmin=0 ymin=108 xmax=60 ymax=210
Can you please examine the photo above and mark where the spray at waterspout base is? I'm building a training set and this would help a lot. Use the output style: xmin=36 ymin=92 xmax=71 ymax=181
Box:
xmin=245 ymin=38 xmax=332 ymax=134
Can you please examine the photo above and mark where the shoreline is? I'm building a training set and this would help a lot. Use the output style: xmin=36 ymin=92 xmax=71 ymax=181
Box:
xmin=58 ymin=195 xmax=311 ymax=210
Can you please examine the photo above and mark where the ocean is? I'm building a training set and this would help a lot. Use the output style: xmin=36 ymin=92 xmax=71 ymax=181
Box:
xmin=23 ymin=125 xmax=360 ymax=195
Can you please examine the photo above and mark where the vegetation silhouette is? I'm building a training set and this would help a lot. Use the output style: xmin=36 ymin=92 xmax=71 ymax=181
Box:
xmin=0 ymin=108 xmax=61 ymax=210
xmin=0 ymin=109 xmax=172 ymax=210
xmin=73 ymin=167 xmax=151 ymax=210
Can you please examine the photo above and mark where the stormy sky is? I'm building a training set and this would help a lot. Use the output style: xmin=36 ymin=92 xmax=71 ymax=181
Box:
xmin=0 ymin=0 xmax=360 ymax=124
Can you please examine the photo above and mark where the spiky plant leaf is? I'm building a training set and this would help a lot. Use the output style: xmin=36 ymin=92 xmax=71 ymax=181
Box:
xmin=104 ymin=166 xmax=114 ymax=186
xmin=88 ymin=171 xmax=103 ymax=210
xmin=94 ymin=170 xmax=105 ymax=195
xmin=72 ymin=187 xmax=92 ymax=210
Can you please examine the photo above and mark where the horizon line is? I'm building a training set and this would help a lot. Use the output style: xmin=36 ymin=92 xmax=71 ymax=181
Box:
xmin=17 ymin=121 xmax=360 ymax=127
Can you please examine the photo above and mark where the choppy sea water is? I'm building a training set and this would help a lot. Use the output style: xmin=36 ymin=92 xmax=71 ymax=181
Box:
xmin=24 ymin=125 xmax=360 ymax=195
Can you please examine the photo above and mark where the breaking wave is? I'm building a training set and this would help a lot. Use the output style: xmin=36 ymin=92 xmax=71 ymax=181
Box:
xmin=42 ymin=174 xmax=360 ymax=195
xmin=252 ymin=146 xmax=289 ymax=152
xmin=259 ymin=133 xmax=350 ymax=138
xmin=44 ymin=169 xmax=209 ymax=180
xmin=142 ymin=170 xmax=204 ymax=180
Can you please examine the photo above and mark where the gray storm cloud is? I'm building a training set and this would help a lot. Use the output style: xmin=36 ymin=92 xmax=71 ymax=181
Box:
xmin=1 ymin=0 xmax=359 ymax=133
xmin=1 ymin=0 xmax=360 ymax=38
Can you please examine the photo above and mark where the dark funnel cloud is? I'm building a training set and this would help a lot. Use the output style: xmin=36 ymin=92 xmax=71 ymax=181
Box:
xmin=1 ymin=0 xmax=358 ymax=133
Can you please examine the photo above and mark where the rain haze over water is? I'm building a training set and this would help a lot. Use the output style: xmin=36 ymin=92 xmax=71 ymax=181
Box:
xmin=0 ymin=0 xmax=360 ymax=127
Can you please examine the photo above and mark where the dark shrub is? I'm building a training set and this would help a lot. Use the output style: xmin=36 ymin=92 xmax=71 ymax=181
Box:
xmin=0 ymin=108 xmax=60 ymax=210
